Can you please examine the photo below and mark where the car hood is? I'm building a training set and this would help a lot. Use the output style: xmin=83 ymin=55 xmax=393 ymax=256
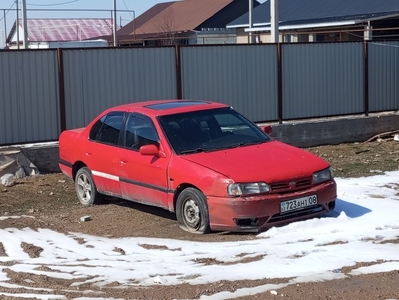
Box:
xmin=180 ymin=140 xmax=329 ymax=182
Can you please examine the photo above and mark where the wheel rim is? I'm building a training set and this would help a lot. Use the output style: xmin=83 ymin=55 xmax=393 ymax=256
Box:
xmin=182 ymin=199 xmax=201 ymax=229
xmin=77 ymin=173 xmax=92 ymax=204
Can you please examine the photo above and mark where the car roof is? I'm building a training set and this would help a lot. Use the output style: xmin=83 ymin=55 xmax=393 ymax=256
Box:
xmin=109 ymin=100 xmax=230 ymax=116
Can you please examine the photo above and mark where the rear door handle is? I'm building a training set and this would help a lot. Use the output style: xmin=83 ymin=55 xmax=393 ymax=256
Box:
xmin=85 ymin=152 xmax=92 ymax=156
xmin=121 ymin=160 xmax=128 ymax=165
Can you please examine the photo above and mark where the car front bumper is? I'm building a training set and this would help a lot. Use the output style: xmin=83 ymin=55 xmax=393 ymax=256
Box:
xmin=207 ymin=180 xmax=337 ymax=232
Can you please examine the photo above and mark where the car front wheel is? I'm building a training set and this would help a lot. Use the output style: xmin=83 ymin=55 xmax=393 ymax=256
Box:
xmin=75 ymin=167 xmax=102 ymax=206
xmin=176 ymin=188 xmax=210 ymax=234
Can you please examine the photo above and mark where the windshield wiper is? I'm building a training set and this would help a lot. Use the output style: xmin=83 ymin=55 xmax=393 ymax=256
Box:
xmin=231 ymin=140 xmax=264 ymax=148
xmin=211 ymin=141 xmax=263 ymax=151
xmin=179 ymin=148 xmax=206 ymax=154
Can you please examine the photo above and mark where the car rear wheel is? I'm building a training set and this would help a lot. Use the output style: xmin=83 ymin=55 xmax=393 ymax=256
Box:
xmin=75 ymin=167 xmax=102 ymax=206
xmin=176 ymin=188 xmax=210 ymax=234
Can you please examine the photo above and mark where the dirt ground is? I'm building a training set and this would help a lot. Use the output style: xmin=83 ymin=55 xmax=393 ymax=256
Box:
xmin=0 ymin=139 xmax=399 ymax=299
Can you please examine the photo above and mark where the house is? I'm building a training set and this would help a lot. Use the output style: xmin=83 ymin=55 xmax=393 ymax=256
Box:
xmin=227 ymin=0 xmax=399 ymax=43
xmin=6 ymin=19 xmax=118 ymax=49
xmin=115 ymin=0 xmax=260 ymax=46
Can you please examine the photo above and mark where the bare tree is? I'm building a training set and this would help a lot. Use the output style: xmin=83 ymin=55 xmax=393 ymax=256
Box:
xmin=154 ymin=8 xmax=177 ymax=45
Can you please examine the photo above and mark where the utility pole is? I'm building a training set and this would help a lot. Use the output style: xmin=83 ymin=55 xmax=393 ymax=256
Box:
xmin=271 ymin=0 xmax=279 ymax=43
xmin=16 ymin=0 xmax=19 ymax=49
xmin=21 ymin=0 xmax=28 ymax=49
xmin=248 ymin=0 xmax=253 ymax=43
xmin=132 ymin=10 xmax=136 ymax=42
xmin=3 ymin=10 xmax=7 ymax=48
xmin=113 ymin=0 xmax=117 ymax=47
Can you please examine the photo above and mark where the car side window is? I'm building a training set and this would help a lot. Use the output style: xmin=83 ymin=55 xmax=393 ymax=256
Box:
xmin=124 ymin=113 xmax=159 ymax=151
xmin=89 ymin=112 xmax=125 ymax=146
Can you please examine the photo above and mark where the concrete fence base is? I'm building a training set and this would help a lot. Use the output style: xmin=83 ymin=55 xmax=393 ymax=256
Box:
xmin=269 ymin=112 xmax=399 ymax=148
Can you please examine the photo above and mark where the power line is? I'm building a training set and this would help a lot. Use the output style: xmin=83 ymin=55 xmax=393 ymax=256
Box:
xmin=0 ymin=1 xmax=16 ymax=23
xmin=27 ymin=0 xmax=80 ymax=7
xmin=0 ymin=8 xmax=134 ymax=12
xmin=122 ymin=0 xmax=134 ymax=19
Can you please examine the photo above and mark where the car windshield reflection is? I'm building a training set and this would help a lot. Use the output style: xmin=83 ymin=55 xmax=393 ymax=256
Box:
xmin=158 ymin=107 xmax=271 ymax=155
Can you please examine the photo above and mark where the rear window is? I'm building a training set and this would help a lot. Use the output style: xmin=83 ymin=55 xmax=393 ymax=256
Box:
xmin=89 ymin=112 xmax=125 ymax=146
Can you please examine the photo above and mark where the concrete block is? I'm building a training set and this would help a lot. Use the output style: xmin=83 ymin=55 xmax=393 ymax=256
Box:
xmin=268 ymin=113 xmax=399 ymax=148
xmin=80 ymin=216 xmax=92 ymax=222
xmin=21 ymin=144 xmax=61 ymax=173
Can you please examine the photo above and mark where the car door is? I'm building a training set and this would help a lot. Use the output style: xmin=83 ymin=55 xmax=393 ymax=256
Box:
xmin=118 ymin=112 xmax=170 ymax=208
xmin=85 ymin=111 xmax=125 ymax=197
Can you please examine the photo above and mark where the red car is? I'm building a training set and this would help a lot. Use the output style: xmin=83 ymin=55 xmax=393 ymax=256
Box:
xmin=59 ymin=100 xmax=336 ymax=233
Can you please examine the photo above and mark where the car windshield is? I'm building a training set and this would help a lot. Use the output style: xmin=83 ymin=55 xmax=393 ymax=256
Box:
xmin=158 ymin=107 xmax=271 ymax=155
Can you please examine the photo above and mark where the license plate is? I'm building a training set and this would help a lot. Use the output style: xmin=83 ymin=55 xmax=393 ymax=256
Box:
xmin=280 ymin=195 xmax=318 ymax=213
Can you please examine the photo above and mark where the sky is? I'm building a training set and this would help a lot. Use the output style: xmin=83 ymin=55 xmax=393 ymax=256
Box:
xmin=1 ymin=171 xmax=399 ymax=299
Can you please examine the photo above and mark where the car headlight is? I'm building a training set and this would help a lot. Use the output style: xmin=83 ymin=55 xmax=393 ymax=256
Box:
xmin=228 ymin=182 xmax=270 ymax=196
xmin=313 ymin=167 xmax=333 ymax=184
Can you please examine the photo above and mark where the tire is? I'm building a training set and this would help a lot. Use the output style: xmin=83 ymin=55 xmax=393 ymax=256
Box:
xmin=75 ymin=167 xmax=102 ymax=206
xmin=176 ymin=188 xmax=210 ymax=234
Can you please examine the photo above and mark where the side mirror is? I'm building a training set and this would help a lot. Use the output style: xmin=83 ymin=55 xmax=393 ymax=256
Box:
xmin=139 ymin=144 xmax=160 ymax=156
xmin=261 ymin=125 xmax=273 ymax=135
xmin=139 ymin=144 xmax=166 ymax=158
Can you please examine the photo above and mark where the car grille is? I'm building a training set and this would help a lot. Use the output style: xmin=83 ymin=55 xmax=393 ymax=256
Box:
xmin=268 ymin=205 xmax=325 ymax=223
xmin=270 ymin=177 xmax=312 ymax=193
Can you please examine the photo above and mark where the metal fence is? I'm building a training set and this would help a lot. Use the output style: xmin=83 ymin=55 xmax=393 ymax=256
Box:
xmin=180 ymin=45 xmax=278 ymax=122
xmin=368 ymin=41 xmax=399 ymax=112
xmin=62 ymin=47 xmax=177 ymax=129
xmin=0 ymin=41 xmax=398 ymax=146
xmin=0 ymin=50 xmax=60 ymax=145
xmin=282 ymin=43 xmax=365 ymax=119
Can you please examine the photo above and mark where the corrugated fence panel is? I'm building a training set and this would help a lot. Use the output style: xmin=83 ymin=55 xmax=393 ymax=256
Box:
xmin=63 ymin=47 xmax=177 ymax=129
xmin=0 ymin=50 xmax=60 ymax=145
xmin=369 ymin=41 xmax=399 ymax=112
xmin=181 ymin=45 xmax=278 ymax=122
xmin=282 ymin=43 xmax=364 ymax=119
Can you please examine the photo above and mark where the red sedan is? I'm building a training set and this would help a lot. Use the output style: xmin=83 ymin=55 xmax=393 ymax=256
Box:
xmin=59 ymin=100 xmax=336 ymax=233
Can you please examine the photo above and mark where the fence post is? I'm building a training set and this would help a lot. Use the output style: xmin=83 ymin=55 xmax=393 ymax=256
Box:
xmin=277 ymin=42 xmax=283 ymax=124
xmin=57 ymin=48 xmax=67 ymax=132
xmin=364 ymin=40 xmax=369 ymax=117
xmin=175 ymin=45 xmax=183 ymax=99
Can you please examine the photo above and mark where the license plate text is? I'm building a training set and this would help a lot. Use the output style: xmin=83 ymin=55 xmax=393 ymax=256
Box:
xmin=280 ymin=195 xmax=318 ymax=213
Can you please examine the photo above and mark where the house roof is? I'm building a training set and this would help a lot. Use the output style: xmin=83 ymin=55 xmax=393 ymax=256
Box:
xmin=7 ymin=19 xmax=118 ymax=43
xmin=117 ymin=0 xmax=234 ymax=39
xmin=227 ymin=0 xmax=399 ymax=29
